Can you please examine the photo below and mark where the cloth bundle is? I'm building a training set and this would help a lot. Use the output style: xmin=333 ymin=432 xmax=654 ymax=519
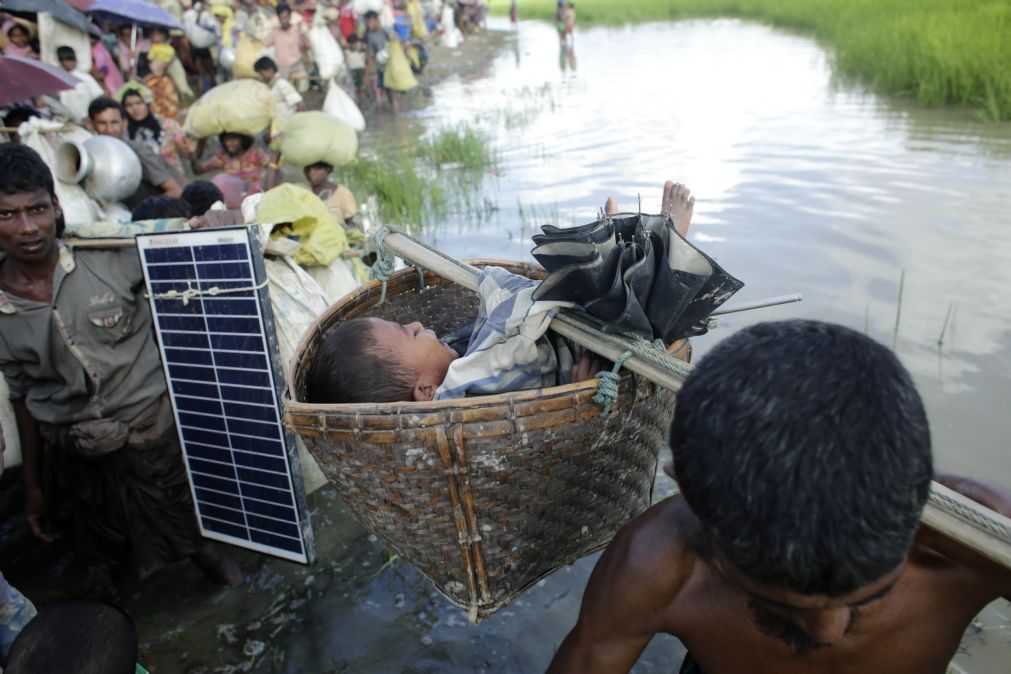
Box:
xmin=531 ymin=213 xmax=743 ymax=344
xmin=280 ymin=111 xmax=358 ymax=167
xmin=183 ymin=79 xmax=276 ymax=138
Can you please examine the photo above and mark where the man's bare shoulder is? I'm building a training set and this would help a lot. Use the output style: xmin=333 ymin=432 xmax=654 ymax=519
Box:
xmin=595 ymin=495 xmax=702 ymax=615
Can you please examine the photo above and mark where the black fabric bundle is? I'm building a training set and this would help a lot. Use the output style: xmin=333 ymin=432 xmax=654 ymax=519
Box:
xmin=531 ymin=213 xmax=743 ymax=344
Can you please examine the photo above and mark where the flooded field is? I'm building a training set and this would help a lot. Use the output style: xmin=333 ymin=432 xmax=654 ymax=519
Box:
xmin=3 ymin=17 xmax=1009 ymax=673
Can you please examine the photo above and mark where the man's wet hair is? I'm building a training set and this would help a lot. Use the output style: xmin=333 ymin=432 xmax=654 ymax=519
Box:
xmin=669 ymin=320 xmax=932 ymax=597
xmin=306 ymin=318 xmax=415 ymax=404
xmin=88 ymin=96 xmax=123 ymax=121
xmin=0 ymin=144 xmax=56 ymax=201
xmin=131 ymin=196 xmax=192 ymax=221
xmin=56 ymin=45 xmax=76 ymax=62
xmin=254 ymin=55 xmax=277 ymax=72
xmin=181 ymin=180 xmax=224 ymax=217
xmin=5 ymin=600 xmax=138 ymax=674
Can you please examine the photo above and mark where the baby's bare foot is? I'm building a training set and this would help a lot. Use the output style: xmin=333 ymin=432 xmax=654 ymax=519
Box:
xmin=661 ymin=181 xmax=694 ymax=238
xmin=603 ymin=195 xmax=618 ymax=215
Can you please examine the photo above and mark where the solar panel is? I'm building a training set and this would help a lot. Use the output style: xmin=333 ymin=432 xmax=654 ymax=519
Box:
xmin=137 ymin=227 xmax=314 ymax=564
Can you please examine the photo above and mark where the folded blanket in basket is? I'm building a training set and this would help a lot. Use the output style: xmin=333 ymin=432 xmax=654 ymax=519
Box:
xmin=434 ymin=267 xmax=575 ymax=400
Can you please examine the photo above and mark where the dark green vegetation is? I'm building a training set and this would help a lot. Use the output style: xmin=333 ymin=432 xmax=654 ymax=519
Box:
xmin=491 ymin=0 xmax=1011 ymax=120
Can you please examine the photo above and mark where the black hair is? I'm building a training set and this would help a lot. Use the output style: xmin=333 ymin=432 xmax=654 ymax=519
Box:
xmin=7 ymin=24 xmax=29 ymax=38
xmin=219 ymin=132 xmax=254 ymax=154
xmin=277 ymin=3 xmax=292 ymax=15
xmin=347 ymin=33 xmax=359 ymax=45
xmin=306 ymin=161 xmax=333 ymax=172
xmin=364 ymin=10 xmax=379 ymax=20
xmin=120 ymin=88 xmax=145 ymax=105
xmin=5 ymin=600 xmax=138 ymax=674
xmin=131 ymin=196 xmax=192 ymax=221
xmin=0 ymin=143 xmax=56 ymax=201
xmin=181 ymin=180 xmax=224 ymax=217
xmin=56 ymin=45 xmax=76 ymax=61
xmin=3 ymin=106 xmax=38 ymax=130
xmin=87 ymin=96 xmax=123 ymax=122
xmin=668 ymin=320 xmax=932 ymax=597
xmin=254 ymin=55 xmax=277 ymax=72
xmin=306 ymin=318 xmax=415 ymax=404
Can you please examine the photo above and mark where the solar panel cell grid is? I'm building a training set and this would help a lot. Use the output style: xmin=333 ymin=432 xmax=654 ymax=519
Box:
xmin=138 ymin=227 xmax=312 ymax=564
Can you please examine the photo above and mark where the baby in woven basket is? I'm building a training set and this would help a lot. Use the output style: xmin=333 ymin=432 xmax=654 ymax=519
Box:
xmin=306 ymin=183 xmax=696 ymax=405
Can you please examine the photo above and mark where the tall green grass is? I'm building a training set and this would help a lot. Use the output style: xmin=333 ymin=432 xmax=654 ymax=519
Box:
xmin=339 ymin=123 xmax=497 ymax=225
xmin=418 ymin=125 xmax=497 ymax=172
xmin=338 ymin=157 xmax=447 ymax=226
xmin=491 ymin=0 xmax=1011 ymax=120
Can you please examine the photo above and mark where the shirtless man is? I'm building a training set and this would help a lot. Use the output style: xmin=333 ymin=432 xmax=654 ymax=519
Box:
xmin=548 ymin=319 xmax=1011 ymax=674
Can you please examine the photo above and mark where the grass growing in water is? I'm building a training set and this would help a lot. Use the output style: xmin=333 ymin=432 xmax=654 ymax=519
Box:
xmin=490 ymin=0 xmax=1011 ymax=120
xmin=419 ymin=124 xmax=497 ymax=172
xmin=338 ymin=157 xmax=447 ymax=226
xmin=342 ymin=123 xmax=498 ymax=225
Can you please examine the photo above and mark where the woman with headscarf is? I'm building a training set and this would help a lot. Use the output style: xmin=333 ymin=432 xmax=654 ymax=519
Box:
xmin=117 ymin=82 xmax=190 ymax=173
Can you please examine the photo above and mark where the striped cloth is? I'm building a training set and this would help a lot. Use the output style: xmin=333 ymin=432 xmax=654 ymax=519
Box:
xmin=434 ymin=267 xmax=574 ymax=400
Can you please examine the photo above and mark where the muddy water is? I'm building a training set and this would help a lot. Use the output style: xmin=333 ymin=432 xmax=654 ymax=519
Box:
xmin=5 ymin=18 xmax=1010 ymax=674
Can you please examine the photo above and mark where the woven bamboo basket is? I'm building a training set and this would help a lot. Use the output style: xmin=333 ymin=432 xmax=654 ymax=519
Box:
xmin=284 ymin=260 xmax=686 ymax=620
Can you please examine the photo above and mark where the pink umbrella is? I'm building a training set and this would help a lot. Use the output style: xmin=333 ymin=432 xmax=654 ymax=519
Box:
xmin=0 ymin=55 xmax=81 ymax=107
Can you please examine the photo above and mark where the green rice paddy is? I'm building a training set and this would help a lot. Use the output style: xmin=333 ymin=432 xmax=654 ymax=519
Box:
xmin=490 ymin=0 xmax=1011 ymax=120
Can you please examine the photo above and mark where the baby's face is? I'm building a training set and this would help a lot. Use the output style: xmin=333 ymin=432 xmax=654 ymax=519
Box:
xmin=369 ymin=318 xmax=458 ymax=396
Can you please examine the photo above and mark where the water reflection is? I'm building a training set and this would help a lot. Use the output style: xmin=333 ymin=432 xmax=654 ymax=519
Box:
xmin=405 ymin=17 xmax=1011 ymax=485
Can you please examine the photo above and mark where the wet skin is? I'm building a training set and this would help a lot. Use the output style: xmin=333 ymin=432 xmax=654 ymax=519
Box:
xmin=0 ymin=188 xmax=60 ymax=303
xmin=548 ymin=477 xmax=1011 ymax=674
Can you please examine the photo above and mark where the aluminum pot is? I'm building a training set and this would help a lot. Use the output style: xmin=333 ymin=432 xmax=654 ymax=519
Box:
xmin=56 ymin=136 xmax=142 ymax=204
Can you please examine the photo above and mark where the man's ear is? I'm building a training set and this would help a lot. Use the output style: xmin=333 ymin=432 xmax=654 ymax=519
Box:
xmin=412 ymin=382 xmax=437 ymax=402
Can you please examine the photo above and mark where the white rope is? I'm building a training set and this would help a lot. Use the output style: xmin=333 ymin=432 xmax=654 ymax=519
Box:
xmin=149 ymin=279 xmax=270 ymax=306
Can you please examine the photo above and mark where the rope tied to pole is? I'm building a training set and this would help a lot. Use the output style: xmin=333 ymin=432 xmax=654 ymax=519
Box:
xmin=369 ymin=225 xmax=397 ymax=304
xmin=593 ymin=350 xmax=633 ymax=415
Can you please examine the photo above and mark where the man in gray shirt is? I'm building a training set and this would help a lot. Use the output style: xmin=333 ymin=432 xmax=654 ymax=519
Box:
xmin=87 ymin=97 xmax=185 ymax=210
xmin=0 ymin=144 xmax=237 ymax=584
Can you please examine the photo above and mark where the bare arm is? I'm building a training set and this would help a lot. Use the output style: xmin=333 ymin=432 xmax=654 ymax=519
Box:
xmin=15 ymin=400 xmax=57 ymax=542
xmin=159 ymin=178 xmax=183 ymax=198
xmin=548 ymin=504 xmax=690 ymax=673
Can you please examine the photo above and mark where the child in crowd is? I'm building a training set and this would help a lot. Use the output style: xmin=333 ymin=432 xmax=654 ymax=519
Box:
xmin=181 ymin=180 xmax=225 ymax=216
xmin=3 ymin=23 xmax=36 ymax=58
xmin=564 ymin=2 xmax=576 ymax=46
xmin=304 ymin=161 xmax=358 ymax=226
xmin=363 ymin=10 xmax=397 ymax=112
xmin=130 ymin=196 xmax=192 ymax=222
xmin=344 ymin=34 xmax=367 ymax=103
xmin=192 ymin=132 xmax=277 ymax=194
xmin=56 ymin=46 xmax=105 ymax=123
xmin=254 ymin=55 xmax=305 ymax=136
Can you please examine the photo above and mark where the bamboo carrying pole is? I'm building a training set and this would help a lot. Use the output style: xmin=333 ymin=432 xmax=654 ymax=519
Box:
xmin=374 ymin=228 xmax=1011 ymax=571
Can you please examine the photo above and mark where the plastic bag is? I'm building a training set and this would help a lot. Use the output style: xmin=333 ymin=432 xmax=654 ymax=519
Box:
xmin=322 ymin=78 xmax=366 ymax=132
xmin=281 ymin=111 xmax=358 ymax=167
xmin=258 ymin=183 xmax=349 ymax=270
xmin=183 ymin=79 xmax=276 ymax=138
xmin=308 ymin=20 xmax=345 ymax=80
xmin=353 ymin=0 xmax=385 ymax=14
xmin=384 ymin=39 xmax=418 ymax=91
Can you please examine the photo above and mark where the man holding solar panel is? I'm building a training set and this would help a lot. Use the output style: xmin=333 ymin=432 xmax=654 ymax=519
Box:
xmin=0 ymin=144 xmax=241 ymax=586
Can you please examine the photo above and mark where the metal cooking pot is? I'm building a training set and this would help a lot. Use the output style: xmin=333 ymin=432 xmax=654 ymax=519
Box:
xmin=55 ymin=136 xmax=143 ymax=204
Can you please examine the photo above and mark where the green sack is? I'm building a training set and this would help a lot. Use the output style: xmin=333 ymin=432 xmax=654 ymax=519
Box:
xmin=280 ymin=111 xmax=358 ymax=168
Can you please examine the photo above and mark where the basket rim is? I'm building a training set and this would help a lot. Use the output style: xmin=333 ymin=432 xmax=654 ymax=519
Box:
xmin=283 ymin=258 xmax=682 ymax=415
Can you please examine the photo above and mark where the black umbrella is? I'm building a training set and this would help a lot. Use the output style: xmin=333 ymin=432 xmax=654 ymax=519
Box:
xmin=532 ymin=213 xmax=744 ymax=344
xmin=0 ymin=0 xmax=100 ymax=37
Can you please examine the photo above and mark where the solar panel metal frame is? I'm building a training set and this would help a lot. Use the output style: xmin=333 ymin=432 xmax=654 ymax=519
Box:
xmin=137 ymin=226 xmax=315 ymax=565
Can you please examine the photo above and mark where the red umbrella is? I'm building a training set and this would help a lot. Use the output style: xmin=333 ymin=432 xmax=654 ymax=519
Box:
xmin=0 ymin=55 xmax=81 ymax=107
